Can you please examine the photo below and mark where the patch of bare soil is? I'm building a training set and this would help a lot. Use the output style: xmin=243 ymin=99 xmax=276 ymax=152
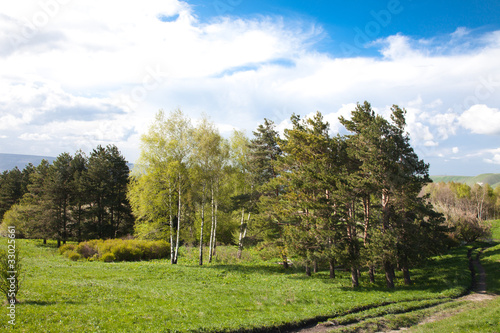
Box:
xmin=285 ymin=321 xmax=339 ymax=333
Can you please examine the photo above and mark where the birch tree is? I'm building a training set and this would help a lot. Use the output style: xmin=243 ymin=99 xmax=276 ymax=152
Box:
xmin=129 ymin=109 xmax=192 ymax=264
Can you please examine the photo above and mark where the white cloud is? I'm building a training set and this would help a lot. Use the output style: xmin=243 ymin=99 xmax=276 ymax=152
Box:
xmin=484 ymin=148 xmax=500 ymax=165
xmin=378 ymin=34 xmax=422 ymax=60
xmin=19 ymin=133 xmax=51 ymax=141
xmin=459 ymin=105 xmax=500 ymax=135
xmin=0 ymin=1 xmax=500 ymax=172
xmin=452 ymin=147 xmax=459 ymax=154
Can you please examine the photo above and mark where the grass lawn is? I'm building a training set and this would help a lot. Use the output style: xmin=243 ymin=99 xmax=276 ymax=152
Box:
xmin=408 ymin=242 xmax=500 ymax=333
xmin=1 ymin=239 xmax=472 ymax=332
xmin=490 ymin=219 xmax=500 ymax=241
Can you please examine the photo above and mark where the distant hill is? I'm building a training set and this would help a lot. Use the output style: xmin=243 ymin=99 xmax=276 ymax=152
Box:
xmin=431 ymin=173 xmax=500 ymax=188
xmin=0 ymin=153 xmax=56 ymax=172
xmin=0 ymin=153 xmax=134 ymax=173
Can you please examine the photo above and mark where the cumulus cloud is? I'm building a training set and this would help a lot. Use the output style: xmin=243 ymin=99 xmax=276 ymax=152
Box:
xmin=459 ymin=105 xmax=500 ymax=135
xmin=483 ymin=148 xmax=500 ymax=165
xmin=1 ymin=0 xmax=500 ymax=171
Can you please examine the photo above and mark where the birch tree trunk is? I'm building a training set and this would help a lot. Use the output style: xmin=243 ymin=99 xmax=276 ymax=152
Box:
xmin=173 ymin=176 xmax=181 ymax=264
xmin=212 ymin=192 xmax=219 ymax=258
xmin=208 ymin=185 xmax=215 ymax=263
xmin=169 ymin=188 xmax=175 ymax=264
xmin=198 ymin=184 xmax=206 ymax=265
xmin=237 ymin=210 xmax=250 ymax=259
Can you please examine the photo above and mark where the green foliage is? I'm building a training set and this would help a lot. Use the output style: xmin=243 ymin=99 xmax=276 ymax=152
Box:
xmin=0 ymin=146 xmax=133 ymax=244
xmin=76 ymin=241 xmax=99 ymax=258
xmin=425 ymin=182 xmax=494 ymax=243
xmin=58 ymin=243 xmax=76 ymax=255
xmin=66 ymin=251 xmax=81 ymax=261
xmin=69 ymin=239 xmax=170 ymax=262
xmin=101 ymin=252 xmax=115 ymax=262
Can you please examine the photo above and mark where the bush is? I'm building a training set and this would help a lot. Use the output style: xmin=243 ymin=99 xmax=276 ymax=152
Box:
xmin=101 ymin=252 xmax=115 ymax=262
xmin=140 ymin=240 xmax=170 ymax=260
xmin=59 ymin=244 xmax=76 ymax=255
xmin=61 ymin=239 xmax=170 ymax=262
xmin=111 ymin=242 xmax=143 ymax=261
xmin=67 ymin=251 xmax=81 ymax=261
xmin=76 ymin=241 xmax=99 ymax=259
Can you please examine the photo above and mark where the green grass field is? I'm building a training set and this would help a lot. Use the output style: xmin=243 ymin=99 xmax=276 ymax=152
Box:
xmin=0 ymin=239 xmax=474 ymax=332
xmin=490 ymin=219 xmax=500 ymax=241
xmin=408 ymin=243 xmax=500 ymax=333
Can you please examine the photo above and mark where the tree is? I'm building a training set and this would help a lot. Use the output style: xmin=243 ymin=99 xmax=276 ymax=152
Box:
xmin=191 ymin=116 xmax=223 ymax=265
xmin=0 ymin=168 xmax=23 ymax=222
xmin=70 ymin=151 xmax=88 ymax=242
xmin=129 ymin=109 xmax=193 ymax=264
xmin=247 ymin=119 xmax=288 ymax=265
xmin=47 ymin=152 xmax=74 ymax=247
xmin=86 ymin=145 xmax=132 ymax=240
xmin=228 ymin=130 xmax=254 ymax=259
xmin=340 ymin=102 xmax=432 ymax=288
xmin=424 ymin=181 xmax=491 ymax=243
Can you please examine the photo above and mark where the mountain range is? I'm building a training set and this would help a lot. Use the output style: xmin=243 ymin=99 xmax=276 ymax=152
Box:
xmin=0 ymin=153 xmax=134 ymax=173
xmin=1 ymin=153 xmax=498 ymax=187
xmin=0 ymin=153 xmax=56 ymax=172
xmin=430 ymin=174 xmax=500 ymax=188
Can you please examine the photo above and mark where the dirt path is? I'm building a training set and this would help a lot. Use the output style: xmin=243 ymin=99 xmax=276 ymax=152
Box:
xmin=283 ymin=247 xmax=496 ymax=333
xmin=384 ymin=247 xmax=497 ymax=333
xmin=413 ymin=248 xmax=496 ymax=328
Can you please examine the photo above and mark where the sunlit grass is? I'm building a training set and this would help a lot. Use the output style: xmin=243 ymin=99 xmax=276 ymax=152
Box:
xmin=490 ymin=219 xmax=500 ymax=240
xmin=0 ymin=239 xmax=472 ymax=332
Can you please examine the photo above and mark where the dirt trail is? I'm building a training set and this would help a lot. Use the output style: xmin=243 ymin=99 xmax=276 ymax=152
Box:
xmin=413 ymin=248 xmax=496 ymax=328
xmin=284 ymin=247 xmax=496 ymax=333
xmin=384 ymin=248 xmax=497 ymax=333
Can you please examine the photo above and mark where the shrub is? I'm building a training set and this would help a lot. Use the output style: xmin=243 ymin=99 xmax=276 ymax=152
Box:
xmin=59 ymin=244 xmax=76 ymax=255
xmin=67 ymin=251 xmax=81 ymax=261
xmin=61 ymin=239 xmax=170 ymax=262
xmin=140 ymin=240 xmax=170 ymax=260
xmin=101 ymin=252 xmax=115 ymax=262
xmin=112 ymin=242 xmax=143 ymax=261
xmin=76 ymin=242 xmax=98 ymax=259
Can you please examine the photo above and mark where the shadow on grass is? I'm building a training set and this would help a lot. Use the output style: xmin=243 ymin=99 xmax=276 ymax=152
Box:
xmin=22 ymin=300 xmax=58 ymax=306
xmin=31 ymin=239 xmax=59 ymax=249
xmin=192 ymin=263 xmax=295 ymax=276
xmin=22 ymin=300 xmax=81 ymax=306
xmin=483 ymin=246 xmax=500 ymax=258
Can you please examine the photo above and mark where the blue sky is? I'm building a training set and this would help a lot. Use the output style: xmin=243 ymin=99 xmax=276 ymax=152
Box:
xmin=0 ymin=0 xmax=500 ymax=176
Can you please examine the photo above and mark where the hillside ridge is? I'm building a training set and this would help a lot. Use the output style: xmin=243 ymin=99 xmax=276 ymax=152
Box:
xmin=0 ymin=153 xmax=134 ymax=172
xmin=0 ymin=153 xmax=56 ymax=172
xmin=431 ymin=173 xmax=500 ymax=188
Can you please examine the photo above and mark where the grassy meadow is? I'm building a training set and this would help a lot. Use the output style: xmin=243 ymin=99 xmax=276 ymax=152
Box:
xmin=408 ymin=242 xmax=500 ymax=333
xmin=0 ymin=238 xmax=475 ymax=333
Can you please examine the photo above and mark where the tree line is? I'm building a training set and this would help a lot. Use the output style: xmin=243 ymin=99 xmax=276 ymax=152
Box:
xmin=423 ymin=181 xmax=498 ymax=243
xmin=128 ymin=103 xmax=450 ymax=288
xmin=2 ymin=102 xmax=490 ymax=289
xmin=0 ymin=145 xmax=133 ymax=246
